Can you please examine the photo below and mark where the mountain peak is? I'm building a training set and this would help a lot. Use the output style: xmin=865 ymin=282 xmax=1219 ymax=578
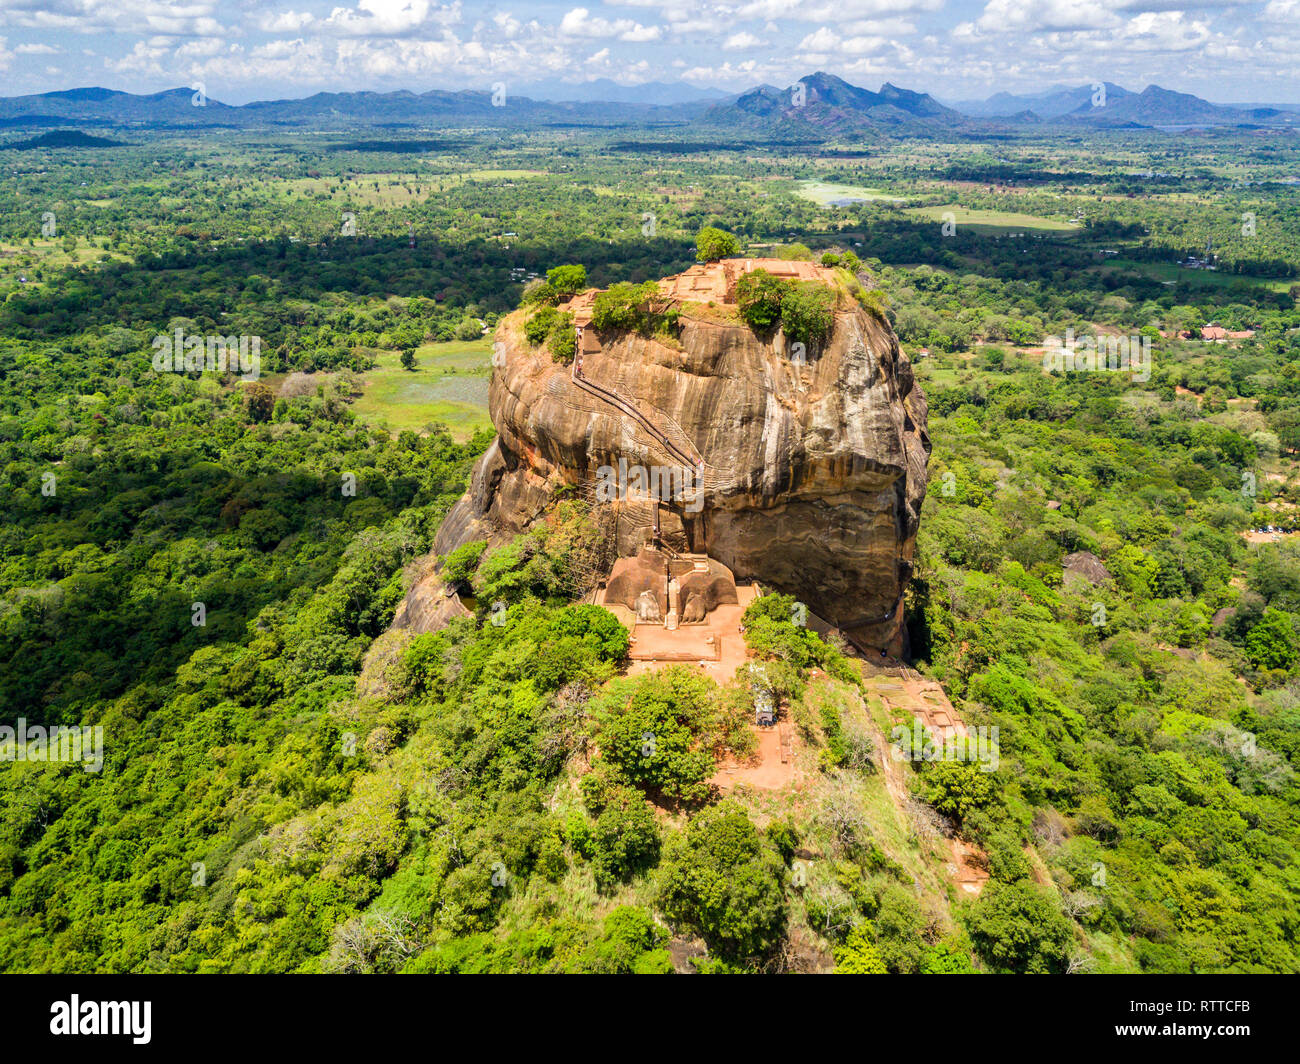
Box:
xmin=1139 ymin=84 xmax=1191 ymax=98
xmin=709 ymin=72 xmax=960 ymax=133
xmin=45 ymin=87 xmax=123 ymax=102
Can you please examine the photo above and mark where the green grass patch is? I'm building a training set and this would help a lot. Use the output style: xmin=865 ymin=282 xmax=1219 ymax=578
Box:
xmin=795 ymin=180 xmax=906 ymax=207
xmin=350 ymin=339 xmax=494 ymax=439
xmin=906 ymin=205 xmax=1080 ymax=236
xmin=1098 ymin=258 xmax=1295 ymax=293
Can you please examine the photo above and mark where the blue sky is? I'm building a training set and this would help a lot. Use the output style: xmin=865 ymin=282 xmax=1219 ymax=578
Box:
xmin=0 ymin=0 xmax=1297 ymax=104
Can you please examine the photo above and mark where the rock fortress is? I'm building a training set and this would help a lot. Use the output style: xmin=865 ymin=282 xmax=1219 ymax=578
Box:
xmin=399 ymin=255 xmax=930 ymax=669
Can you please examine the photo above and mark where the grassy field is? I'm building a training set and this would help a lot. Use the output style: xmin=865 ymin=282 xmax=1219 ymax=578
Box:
xmin=350 ymin=339 xmax=494 ymax=439
xmin=273 ymin=168 xmax=547 ymax=210
xmin=795 ymin=180 xmax=906 ymax=206
xmin=278 ymin=172 xmax=437 ymax=208
xmin=1098 ymin=258 xmax=1297 ymax=292
xmin=0 ymin=237 xmax=125 ymax=286
xmin=425 ymin=168 xmax=548 ymax=192
xmin=906 ymin=204 xmax=1080 ymax=236
xmin=910 ymin=360 xmax=968 ymax=389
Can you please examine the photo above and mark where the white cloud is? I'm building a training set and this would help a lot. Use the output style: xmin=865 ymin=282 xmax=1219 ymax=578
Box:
xmin=679 ymin=58 xmax=759 ymax=84
xmin=493 ymin=11 xmax=524 ymax=38
xmin=723 ymin=31 xmax=761 ymax=49
xmin=970 ymin=0 xmax=1121 ymax=35
xmin=797 ymin=26 xmax=890 ymax=54
xmin=1262 ymin=0 xmax=1300 ymax=20
xmin=259 ymin=11 xmax=315 ymax=33
xmin=175 ymin=36 xmax=223 ymax=58
xmin=321 ymin=1 xmax=463 ymax=38
xmin=252 ymin=37 xmax=310 ymax=61
xmin=732 ymin=0 xmax=942 ymax=20
xmin=106 ymin=39 xmax=171 ymax=74
xmin=559 ymin=7 xmax=662 ymax=41
xmin=0 ymin=1 xmax=230 ymax=38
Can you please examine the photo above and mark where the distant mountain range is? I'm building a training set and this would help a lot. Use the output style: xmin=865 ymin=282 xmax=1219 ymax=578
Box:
xmin=1060 ymin=84 xmax=1296 ymax=128
xmin=0 ymin=84 xmax=711 ymax=132
xmin=948 ymin=83 xmax=1133 ymax=118
xmin=703 ymin=72 xmax=961 ymax=135
xmin=948 ymin=81 xmax=1298 ymax=128
xmin=0 ymin=74 xmax=1296 ymax=141
xmin=514 ymin=78 xmax=730 ymax=106
xmin=698 ymin=73 xmax=1299 ymax=134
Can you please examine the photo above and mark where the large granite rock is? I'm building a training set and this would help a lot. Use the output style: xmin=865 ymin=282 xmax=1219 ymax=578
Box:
xmin=432 ymin=283 xmax=929 ymax=653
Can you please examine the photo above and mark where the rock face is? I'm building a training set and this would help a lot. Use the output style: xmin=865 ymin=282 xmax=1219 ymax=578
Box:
xmin=434 ymin=270 xmax=930 ymax=653
xmin=1062 ymin=550 xmax=1111 ymax=589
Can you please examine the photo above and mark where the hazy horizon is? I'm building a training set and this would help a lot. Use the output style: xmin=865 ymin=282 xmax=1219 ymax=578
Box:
xmin=6 ymin=75 xmax=1300 ymax=112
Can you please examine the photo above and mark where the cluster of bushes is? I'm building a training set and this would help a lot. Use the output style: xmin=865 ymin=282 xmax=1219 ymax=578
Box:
xmin=820 ymin=250 xmax=863 ymax=272
xmin=583 ymin=666 xmax=751 ymax=806
xmin=520 ymin=264 xmax=680 ymax=351
xmin=517 ymin=263 xmax=587 ymax=362
xmin=522 ymin=304 xmax=576 ymax=363
xmin=589 ymin=280 xmax=680 ymax=337
xmin=394 ymin=534 xmax=877 ymax=969
xmin=695 ymin=226 xmax=741 ymax=263
xmin=801 ymin=830 xmax=973 ymax=974
xmin=735 ymin=269 xmax=836 ymax=348
xmin=837 ymin=269 xmax=891 ymax=325
xmin=522 ymin=263 xmax=588 ymax=308
xmin=742 ymin=594 xmax=859 ymax=684
xmin=401 ymin=906 xmax=672 ymax=974
xmin=433 ymin=504 xmax=618 ymax=611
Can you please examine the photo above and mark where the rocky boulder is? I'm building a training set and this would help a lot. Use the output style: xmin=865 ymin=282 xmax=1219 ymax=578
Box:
xmin=433 ymin=269 xmax=929 ymax=653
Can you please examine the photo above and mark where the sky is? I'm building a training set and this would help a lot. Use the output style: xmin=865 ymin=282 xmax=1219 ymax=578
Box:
xmin=0 ymin=0 xmax=1298 ymax=105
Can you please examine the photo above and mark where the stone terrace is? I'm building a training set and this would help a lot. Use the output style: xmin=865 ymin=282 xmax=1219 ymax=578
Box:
xmin=656 ymin=257 xmax=839 ymax=306
xmin=560 ymin=256 xmax=840 ymax=327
